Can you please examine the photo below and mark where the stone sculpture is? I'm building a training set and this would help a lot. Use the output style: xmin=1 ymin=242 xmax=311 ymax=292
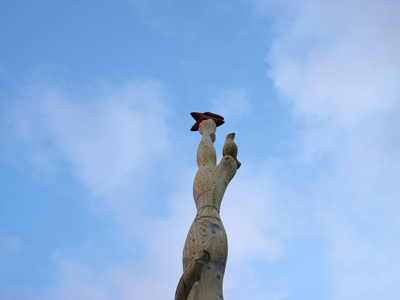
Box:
xmin=175 ymin=113 xmax=240 ymax=300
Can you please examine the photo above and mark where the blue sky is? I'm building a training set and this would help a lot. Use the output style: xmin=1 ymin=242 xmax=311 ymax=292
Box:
xmin=1 ymin=0 xmax=399 ymax=299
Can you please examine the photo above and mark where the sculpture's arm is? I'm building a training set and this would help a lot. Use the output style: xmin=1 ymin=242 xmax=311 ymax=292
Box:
xmin=175 ymin=250 xmax=210 ymax=300
xmin=196 ymin=119 xmax=217 ymax=167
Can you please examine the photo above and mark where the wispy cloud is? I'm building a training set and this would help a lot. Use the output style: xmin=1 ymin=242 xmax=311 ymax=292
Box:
xmin=2 ymin=73 xmax=298 ymax=299
xmin=2 ymin=1 xmax=399 ymax=298
xmin=2 ymin=78 xmax=173 ymax=231
xmin=211 ymin=87 xmax=252 ymax=120
xmin=265 ymin=0 xmax=400 ymax=127
xmin=2 ymin=76 xmax=187 ymax=298
xmin=261 ymin=0 xmax=400 ymax=298
xmin=0 ymin=233 xmax=21 ymax=256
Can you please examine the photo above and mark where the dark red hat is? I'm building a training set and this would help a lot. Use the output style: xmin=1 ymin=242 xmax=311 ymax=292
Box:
xmin=190 ymin=112 xmax=225 ymax=131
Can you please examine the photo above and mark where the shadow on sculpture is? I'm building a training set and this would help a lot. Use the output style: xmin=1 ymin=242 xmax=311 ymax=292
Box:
xmin=175 ymin=113 xmax=240 ymax=300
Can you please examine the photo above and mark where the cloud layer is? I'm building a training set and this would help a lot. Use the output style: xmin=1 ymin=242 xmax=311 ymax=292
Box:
xmin=263 ymin=0 xmax=400 ymax=298
xmin=2 ymin=1 xmax=399 ymax=299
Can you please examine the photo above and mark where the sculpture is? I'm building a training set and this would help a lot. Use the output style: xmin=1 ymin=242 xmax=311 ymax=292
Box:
xmin=175 ymin=113 xmax=240 ymax=300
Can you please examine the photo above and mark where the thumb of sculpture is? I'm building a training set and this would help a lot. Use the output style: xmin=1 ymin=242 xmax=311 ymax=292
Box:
xmin=222 ymin=133 xmax=241 ymax=169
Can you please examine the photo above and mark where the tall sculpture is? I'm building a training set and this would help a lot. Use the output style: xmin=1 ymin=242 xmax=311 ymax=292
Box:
xmin=176 ymin=112 xmax=240 ymax=300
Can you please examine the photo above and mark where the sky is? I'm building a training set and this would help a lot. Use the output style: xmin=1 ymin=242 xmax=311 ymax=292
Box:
xmin=0 ymin=0 xmax=399 ymax=299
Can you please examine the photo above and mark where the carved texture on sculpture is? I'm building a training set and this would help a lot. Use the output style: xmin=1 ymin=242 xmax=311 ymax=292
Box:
xmin=176 ymin=117 xmax=240 ymax=300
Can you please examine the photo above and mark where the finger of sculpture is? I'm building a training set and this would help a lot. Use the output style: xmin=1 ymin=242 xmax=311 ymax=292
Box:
xmin=222 ymin=133 xmax=241 ymax=169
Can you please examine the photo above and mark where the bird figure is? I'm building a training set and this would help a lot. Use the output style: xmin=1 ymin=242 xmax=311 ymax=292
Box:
xmin=190 ymin=112 xmax=224 ymax=131
xmin=222 ymin=133 xmax=241 ymax=169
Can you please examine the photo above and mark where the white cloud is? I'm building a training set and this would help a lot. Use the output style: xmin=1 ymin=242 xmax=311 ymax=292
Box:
xmin=0 ymin=233 xmax=21 ymax=256
xmin=2 ymin=78 xmax=173 ymax=233
xmin=211 ymin=87 xmax=252 ymax=120
xmin=25 ymin=157 xmax=297 ymax=300
xmin=1 ymin=75 xmax=304 ymax=299
xmin=35 ymin=255 xmax=109 ymax=300
xmin=3 ymin=74 xmax=288 ymax=299
xmin=221 ymin=158 xmax=309 ymax=299
xmin=265 ymin=0 xmax=400 ymax=127
xmin=2 ymin=76 xmax=190 ymax=299
xmin=4 ymin=2 xmax=399 ymax=295
xmin=22 ymin=167 xmax=195 ymax=300
xmin=224 ymin=169 xmax=286 ymax=261
xmin=320 ymin=211 xmax=400 ymax=300
xmin=261 ymin=0 xmax=400 ymax=298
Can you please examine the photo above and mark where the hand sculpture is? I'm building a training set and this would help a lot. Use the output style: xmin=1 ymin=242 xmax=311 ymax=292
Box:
xmin=176 ymin=117 xmax=240 ymax=300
